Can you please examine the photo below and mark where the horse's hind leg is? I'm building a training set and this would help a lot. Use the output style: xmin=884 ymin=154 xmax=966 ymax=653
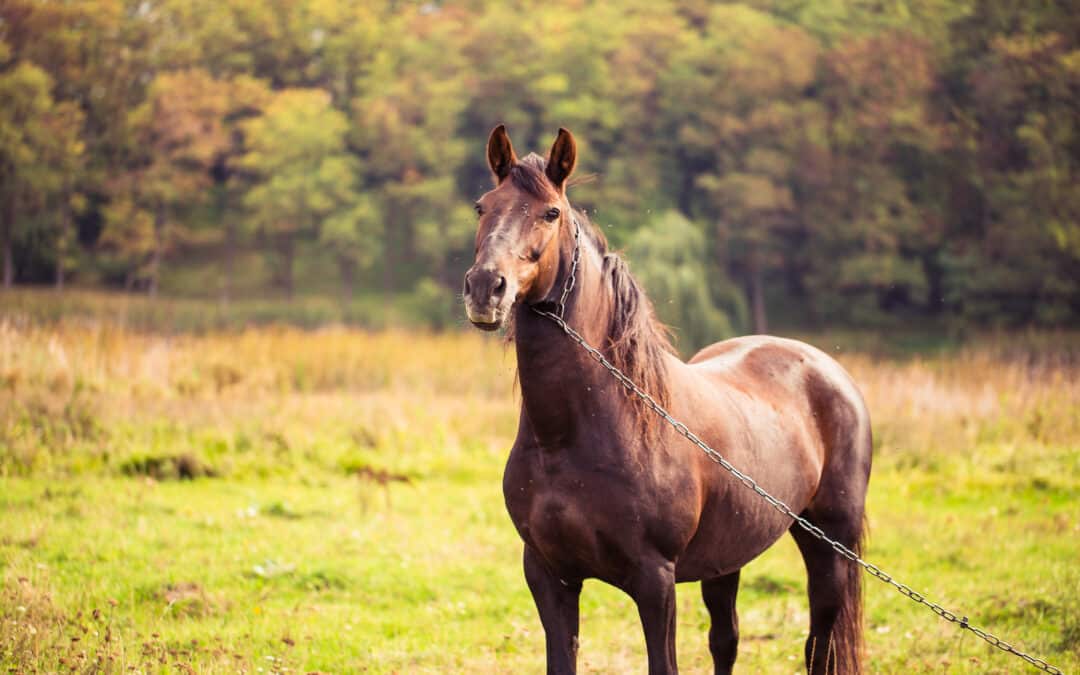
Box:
xmin=791 ymin=501 xmax=866 ymax=675
xmin=794 ymin=368 xmax=871 ymax=673
xmin=524 ymin=546 xmax=582 ymax=674
xmin=701 ymin=571 xmax=740 ymax=675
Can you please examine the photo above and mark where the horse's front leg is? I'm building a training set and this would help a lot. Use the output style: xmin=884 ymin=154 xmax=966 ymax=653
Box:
xmin=701 ymin=571 xmax=741 ymax=675
xmin=524 ymin=546 xmax=582 ymax=674
xmin=631 ymin=559 xmax=679 ymax=675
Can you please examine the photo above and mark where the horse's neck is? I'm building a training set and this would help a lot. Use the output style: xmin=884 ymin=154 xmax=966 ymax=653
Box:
xmin=513 ymin=239 xmax=627 ymax=448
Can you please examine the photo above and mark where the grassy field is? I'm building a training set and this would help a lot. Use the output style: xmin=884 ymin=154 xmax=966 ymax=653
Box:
xmin=1 ymin=291 xmax=1078 ymax=673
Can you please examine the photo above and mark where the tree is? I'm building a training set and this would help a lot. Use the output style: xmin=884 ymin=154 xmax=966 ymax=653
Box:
xmin=240 ymin=88 xmax=359 ymax=298
xmin=626 ymin=211 xmax=744 ymax=354
xmin=937 ymin=6 xmax=1080 ymax=323
xmin=661 ymin=5 xmax=822 ymax=332
xmin=0 ymin=58 xmax=84 ymax=289
xmin=807 ymin=30 xmax=940 ymax=324
xmin=352 ymin=5 xmax=471 ymax=299
xmin=100 ymin=69 xmax=232 ymax=295
xmin=319 ymin=193 xmax=382 ymax=304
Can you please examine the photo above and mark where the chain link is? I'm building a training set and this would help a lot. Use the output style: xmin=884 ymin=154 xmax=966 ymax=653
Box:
xmin=527 ymin=221 xmax=1065 ymax=674
xmin=554 ymin=217 xmax=582 ymax=319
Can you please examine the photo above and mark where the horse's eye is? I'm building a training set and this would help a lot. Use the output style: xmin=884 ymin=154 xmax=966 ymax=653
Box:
xmin=475 ymin=203 xmax=483 ymax=215
xmin=544 ymin=207 xmax=560 ymax=222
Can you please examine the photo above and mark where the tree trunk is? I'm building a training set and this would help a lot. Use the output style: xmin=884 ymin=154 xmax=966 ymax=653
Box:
xmin=2 ymin=237 xmax=12 ymax=290
xmin=2 ymin=195 xmax=15 ymax=289
xmin=278 ymin=235 xmax=295 ymax=300
xmin=923 ymin=252 xmax=944 ymax=315
xmin=221 ymin=218 xmax=235 ymax=308
xmin=748 ymin=252 xmax=768 ymax=334
xmin=148 ymin=206 xmax=164 ymax=297
xmin=382 ymin=220 xmax=395 ymax=299
xmin=55 ymin=255 xmax=65 ymax=290
xmin=55 ymin=192 xmax=70 ymax=291
xmin=219 ymin=182 xmax=233 ymax=307
xmin=338 ymin=255 xmax=355 ymax=307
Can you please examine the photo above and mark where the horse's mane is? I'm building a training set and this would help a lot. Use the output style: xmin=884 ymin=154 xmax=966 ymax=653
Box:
xmin=511 ymin=154 xmax=676 ymax=427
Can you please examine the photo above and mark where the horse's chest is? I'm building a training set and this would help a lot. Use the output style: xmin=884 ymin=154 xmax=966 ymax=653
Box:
xmin=501 ymin=444 xmax=695 ymax=583
xmin=503 ymin=451 xmax=648 ymax=580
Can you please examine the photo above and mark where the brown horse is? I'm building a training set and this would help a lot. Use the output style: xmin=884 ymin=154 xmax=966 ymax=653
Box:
xmin=463 ymin=125 xmax=872 ymax=675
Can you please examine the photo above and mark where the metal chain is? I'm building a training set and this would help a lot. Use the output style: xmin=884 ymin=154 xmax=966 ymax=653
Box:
xmin=554 ymin=217 xmax=582 ymax=319
xmin=527 ymin=221 xmax=1065 ymax=675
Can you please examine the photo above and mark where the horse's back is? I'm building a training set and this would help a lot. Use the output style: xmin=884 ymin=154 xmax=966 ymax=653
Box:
xmin=689 ymin=335 xmax=866 ymax=416
xmin=687 ymin=334 xmax=872 ymax=496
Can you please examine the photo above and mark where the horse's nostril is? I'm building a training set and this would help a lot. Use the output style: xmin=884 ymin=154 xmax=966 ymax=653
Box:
xmin=494 ymin=276 xmax=507 ymax=295
xmin=464 ymin=276 xmax=472 ymax=295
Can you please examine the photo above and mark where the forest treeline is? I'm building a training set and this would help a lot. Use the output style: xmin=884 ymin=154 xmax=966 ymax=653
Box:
xmin=1 ymin=0 xmax=1078 ymax=342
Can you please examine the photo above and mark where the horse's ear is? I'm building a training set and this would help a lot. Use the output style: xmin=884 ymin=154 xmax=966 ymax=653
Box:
xmin=545 ymin=128 xmax=577 ymax=191
xmin=487 ymin=124 xmax=518 ymax=184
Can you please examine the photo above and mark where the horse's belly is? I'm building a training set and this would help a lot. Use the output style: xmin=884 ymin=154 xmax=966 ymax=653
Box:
xmin=674 ymin=474 xmax=816 ymax=581
xmin=674 ymin=511 xmax=794 ymax=581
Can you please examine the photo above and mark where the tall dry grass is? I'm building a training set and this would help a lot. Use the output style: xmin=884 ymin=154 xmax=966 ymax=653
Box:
xmin=0 ymin=319 xmax=514 ymax=399
xmin=844 ymin=343 xmax=1079 ymax=462
xmin=1 ymin=314 xmax=1077 ymax=477
xmin=0 ymin=318 xmax=519 ymax=476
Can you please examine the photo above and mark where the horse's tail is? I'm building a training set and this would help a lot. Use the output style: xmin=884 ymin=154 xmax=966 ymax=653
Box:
xmin=800 ymin=359 xmax=871 ymax=675
xmin=832 ymin=516 xmax=865 ymax=675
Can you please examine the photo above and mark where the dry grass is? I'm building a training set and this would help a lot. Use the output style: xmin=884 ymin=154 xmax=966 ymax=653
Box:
xmin=845 ymin=343 xmax=1080 ymax=456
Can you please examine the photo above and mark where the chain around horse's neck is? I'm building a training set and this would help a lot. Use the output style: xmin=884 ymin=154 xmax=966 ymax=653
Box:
xmin=530 ymin=215 xmax=582 ymax=320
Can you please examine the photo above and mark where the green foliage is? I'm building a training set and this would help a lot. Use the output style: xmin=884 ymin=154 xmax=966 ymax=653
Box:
xmin=626 ymin=211 xmax=742 ymax=354
xmin=240 ymin=88 xmax=361 ymax=295
xmin=0 ymin=59 xmax=84 ymax=287
xmin=0 ymin=0 xmax=1077 ymax=333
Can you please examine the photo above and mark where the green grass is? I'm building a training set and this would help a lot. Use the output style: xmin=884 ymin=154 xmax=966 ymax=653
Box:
xmin=0 ymin=297 xmax=1077 ymax=673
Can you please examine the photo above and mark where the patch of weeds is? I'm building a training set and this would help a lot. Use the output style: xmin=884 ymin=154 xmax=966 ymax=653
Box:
xmin=232 ymin=432 xmax=254 ymax=453
xmin=263 ymin=431 xmax=291 ymax=454
xmin=342 ymin=461 xmax=412 ymax=485
xmin=1060 ymin=600 xmax=1080 ymax=654
xmin=743 ymin=575 xmax=798 ymax=596
xmin=979 ymin=595 xmax=1058 ymax=623
xmin=295 ymin=569 xmax=350 ymax=592
xmin=263 ymin=500 xmax=301 ymax=519
xmin=1030 ymin=476 xmax=1052 ymax=491
xmin=0 ymin=528 xmax=43 ymax=549
xmin=351 ymin=425 xmax=380 ymax=448
xmin=0 ymin=573 xmax=122 ymax=672
xmin=137 ymin=630 xmax=215 ymax=671
xmin=208 ymin=361 xmax=245 ymax=391
xmin=119 ymin=453 xmax=217 ymax=480
xmin=41 ymin=486 xmax=82 ymax=501
xmin=0 ymin=389 xmax=105 ymax=474
xmin=0 ymin=574 xmax=64 ymax=665
xmin=162 ymin=582 xmax=223 ymax=619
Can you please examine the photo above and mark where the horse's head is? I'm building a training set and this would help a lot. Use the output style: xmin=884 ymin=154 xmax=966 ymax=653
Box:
xmin=463 ymin=125 xmax=577 ymax=330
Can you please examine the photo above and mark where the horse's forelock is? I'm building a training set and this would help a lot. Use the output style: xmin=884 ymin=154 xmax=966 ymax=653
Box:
xmin=507 ymin=153 xmax=559 ymax=202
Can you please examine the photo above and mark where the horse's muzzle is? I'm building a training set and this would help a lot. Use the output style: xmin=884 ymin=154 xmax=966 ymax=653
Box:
xmin=463 ymin=265 xmax=512 ymax=330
